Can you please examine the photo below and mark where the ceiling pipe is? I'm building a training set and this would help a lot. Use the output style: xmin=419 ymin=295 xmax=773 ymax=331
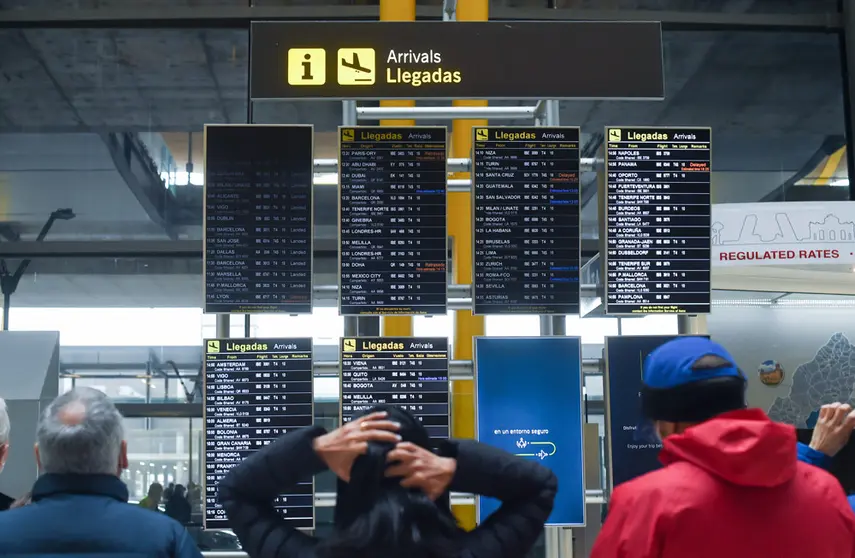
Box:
xmin=0 ymin=208 xmax=75 ymax=330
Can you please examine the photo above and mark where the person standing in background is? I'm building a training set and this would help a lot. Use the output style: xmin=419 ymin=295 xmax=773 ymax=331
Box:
xmin=591 ymin=337 xmax=855 ymax=558
xmin=0 ymin=387 xmax=202 ymax=557
xmin=163 ymin=482 xmax=175 ymax=502
xmin=139 ymin=482 xmax=164 ymax=511
xmin=165 ymin=484 xmax=191 ymax=524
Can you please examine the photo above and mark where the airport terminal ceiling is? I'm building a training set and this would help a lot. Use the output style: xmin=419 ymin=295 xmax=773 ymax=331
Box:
xmin=0 ymin=0 xmax=847 ymax=307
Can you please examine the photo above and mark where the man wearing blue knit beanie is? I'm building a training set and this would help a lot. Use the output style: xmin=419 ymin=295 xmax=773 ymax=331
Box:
xmin=591 ymin=336 xmax=855 ymax=558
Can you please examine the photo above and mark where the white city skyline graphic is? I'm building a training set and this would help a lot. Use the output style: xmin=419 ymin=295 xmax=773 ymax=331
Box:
xmin=712 ymin=213 xmax=855 ymax=246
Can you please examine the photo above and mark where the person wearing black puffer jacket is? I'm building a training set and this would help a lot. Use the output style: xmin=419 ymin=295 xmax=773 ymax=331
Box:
xmin=218 ymin=405 xmax=557 ymax=558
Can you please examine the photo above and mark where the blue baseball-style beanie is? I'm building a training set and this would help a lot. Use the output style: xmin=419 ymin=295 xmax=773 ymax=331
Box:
xmin=641 ymin=337 xmax=747 ymax=423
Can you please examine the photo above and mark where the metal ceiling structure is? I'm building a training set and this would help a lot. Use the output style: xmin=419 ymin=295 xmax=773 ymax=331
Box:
xmin=0 ymin=0 xmax=849 ymax=307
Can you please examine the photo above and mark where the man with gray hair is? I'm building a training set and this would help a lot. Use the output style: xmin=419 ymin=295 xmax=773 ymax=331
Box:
xmin=0 ymin=397 xmax=13 ymax=511
xmin=0 ymin=387 xmax=202 ymax=557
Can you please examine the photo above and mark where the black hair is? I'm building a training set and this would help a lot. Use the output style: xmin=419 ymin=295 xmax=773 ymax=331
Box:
xmin=316 ymin=405 xmax=462 ymax=558
xmin=641 ymin=354 xmax=747 ymax=423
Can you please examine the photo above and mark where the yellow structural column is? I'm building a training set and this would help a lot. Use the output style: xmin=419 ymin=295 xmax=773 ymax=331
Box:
xmin=450 ymin=0 xmax=488 ymax=531
xmin=379 ymin=0 xmax=415 ymax=337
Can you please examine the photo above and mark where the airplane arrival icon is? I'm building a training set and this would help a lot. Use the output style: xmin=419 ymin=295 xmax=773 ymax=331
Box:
xmin=337 ymin=48 xmax=376 ymax=86
xmin=514 ymin=437 xmax=557 ymax=460
xmin=342 ymin=53 xmax=370 ymax=75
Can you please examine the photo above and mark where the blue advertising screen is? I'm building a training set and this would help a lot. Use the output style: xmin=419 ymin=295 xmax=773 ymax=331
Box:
xmin=604 ymin=334 xmax=708 ymax=488
xmin=474 ymin=337 xmax=585 ymax=527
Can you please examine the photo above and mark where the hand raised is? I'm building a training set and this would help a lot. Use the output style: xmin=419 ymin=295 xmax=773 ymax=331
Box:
xmin=810 ymin=402 xmax=855 ymax=457
xmin=385 ymin=441 xmax=456 ymax=501
xmin=312 ymin=411 xmax=401 ymax=482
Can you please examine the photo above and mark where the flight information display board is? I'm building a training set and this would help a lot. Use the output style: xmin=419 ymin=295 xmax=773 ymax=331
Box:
xmin=340 ymin=337 xmax=450 ymax=441
xmin=204 ymin=338 xmax=314 ymax=530
xmin=604 ymin=127 xmax=712 ymax=315
xmin=204 ymin=125 xmax=314 ymax=314
xmin=604 ymin=335 xmax=708 ymax=488
xmin=472 ymin=126 xmax=581 ymax=315
xmin=338 ymin=126 xmax=448 ymax=316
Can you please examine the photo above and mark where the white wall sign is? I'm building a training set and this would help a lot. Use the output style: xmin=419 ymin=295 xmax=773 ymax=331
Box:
xmin=712 ymin=201 xmax=855 ymax=266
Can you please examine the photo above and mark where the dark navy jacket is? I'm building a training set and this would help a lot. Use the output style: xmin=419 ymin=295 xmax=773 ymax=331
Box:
xmin=0 ymin=473 xmax=202 ymax=557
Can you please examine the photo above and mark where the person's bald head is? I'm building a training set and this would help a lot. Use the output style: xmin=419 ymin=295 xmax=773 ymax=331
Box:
xmin=57 ymin=400 xmax=87 ymax=426
xmin=35 ymin=387 xmax=127 ymax=476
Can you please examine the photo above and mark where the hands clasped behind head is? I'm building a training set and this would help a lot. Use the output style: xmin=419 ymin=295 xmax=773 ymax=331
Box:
xmin=314 ymin=408 xmax=453 ymax=501
xmin=312 ymin=411 xmax=402 ymax=482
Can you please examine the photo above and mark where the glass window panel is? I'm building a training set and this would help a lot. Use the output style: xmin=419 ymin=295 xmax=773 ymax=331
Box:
xmin=74 ymin=374 xmax=151 ymax=402
xmin=620 ymin=316 xmax=679 ymax=336
xmin=59 ymin=376 xmax=74 ymax=393
xmin=252 ymin=308 xmax=343 ymax=345
xmin=123 ymin=417 xmax=199 ymax=511
xmin=413 ymin=314 xmax=452 ymax=338
xmin=585 ymin=375 xmax=604 ymax=400
xmin=566 ymin=316 xmax=618 ymax=344
xmin=315 ymin=377 xmax=340 ymax=403
xmin=151 ymin=368 xmax=199 ymax=403
xmin=485 ymin=316 xmax=540 ymax=337
xmin=201 ymin=313 xmax=251 ymax=340
xmin=11 ymin=308 xmax=204 ymax=346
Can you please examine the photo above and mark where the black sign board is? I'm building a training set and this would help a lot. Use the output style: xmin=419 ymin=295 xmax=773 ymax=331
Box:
xmin=604 ymin=127 xmax=712 ymax=315
xmin=204 ymin=125 xmax=314 ymax=314
xmin=339 ymin=126 xmax=448 ymax=316
xmin=204 ymin=338 xmax=314 ymax=530
xmin=340 ymin=337 xmax=450 ymax=441
xmin=472 ymin=127 xmax=581 ymax=315
xmin=251 ymin=22 xmax=663 ymax=100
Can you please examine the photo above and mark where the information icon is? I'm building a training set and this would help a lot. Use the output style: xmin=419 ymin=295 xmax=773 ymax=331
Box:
xmin=287 ymin=48 xmax=326 ymax=86
xmin=337 ymin=48 xmax=376 ymax=85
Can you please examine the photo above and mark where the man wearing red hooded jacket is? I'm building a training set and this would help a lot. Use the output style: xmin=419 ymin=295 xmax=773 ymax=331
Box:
xmin=590 ymin=337 xmax=855 ymax=558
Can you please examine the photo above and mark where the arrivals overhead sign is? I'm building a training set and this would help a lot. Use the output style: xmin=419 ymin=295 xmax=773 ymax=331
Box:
xmin=250 ymin=21 xmax=664 ymax=100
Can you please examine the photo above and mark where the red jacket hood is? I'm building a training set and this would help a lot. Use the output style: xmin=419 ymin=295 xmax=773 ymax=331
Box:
xmin=659 ymin=408 xmax=797 ymax=488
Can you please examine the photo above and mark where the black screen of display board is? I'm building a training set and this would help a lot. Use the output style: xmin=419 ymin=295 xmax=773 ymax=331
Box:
xmin=204 ymin=338 xmax=314 ymax=530
xmin=604 ymin=127 xmax=712 ymax=315
xmin=339 ymin=126 xmax=448 ymax=316
xmin=204 ymin=125 xmax=314 ymax=314
xmin=340 ymin=337 xmax=450 ymax=442
xmin=472 ymin=127 xmax=581 ymax=315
